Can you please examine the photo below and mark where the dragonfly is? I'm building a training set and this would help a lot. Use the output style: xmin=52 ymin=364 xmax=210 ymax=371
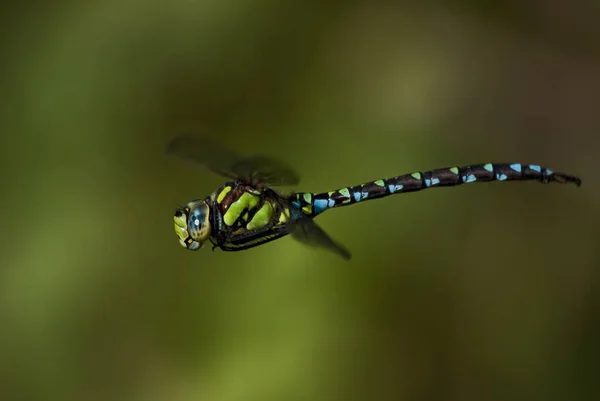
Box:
xmin=168 ymin=135 xmax=582 ymax=260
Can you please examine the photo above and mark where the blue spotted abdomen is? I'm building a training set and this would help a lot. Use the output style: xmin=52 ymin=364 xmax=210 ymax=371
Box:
xmin=291 ymin=162 xmax=581 ymax=217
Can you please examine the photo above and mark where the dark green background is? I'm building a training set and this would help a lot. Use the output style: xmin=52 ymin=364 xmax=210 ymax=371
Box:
xmin=1 ymin=1 xmax=599 ymax=400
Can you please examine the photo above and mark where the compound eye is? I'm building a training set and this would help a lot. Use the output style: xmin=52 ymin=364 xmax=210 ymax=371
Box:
xmin=188 ymin=204 xmax=211 ymax=242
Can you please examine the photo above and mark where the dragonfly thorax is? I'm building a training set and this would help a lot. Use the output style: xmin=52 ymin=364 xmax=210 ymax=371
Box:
xmin=173 ymin=199 xmax=212 ymax=251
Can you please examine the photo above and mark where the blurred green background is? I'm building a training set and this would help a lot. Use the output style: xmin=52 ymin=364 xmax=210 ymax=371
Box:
xmin=1 ymin=1 xmax=599 ymax=400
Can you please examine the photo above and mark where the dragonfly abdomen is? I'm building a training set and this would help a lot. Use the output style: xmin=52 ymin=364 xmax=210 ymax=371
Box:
xmin=293 ymin=163 xmax=581 ymax=217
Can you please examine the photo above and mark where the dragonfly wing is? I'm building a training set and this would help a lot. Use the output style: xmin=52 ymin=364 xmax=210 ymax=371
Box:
xmin=167 ymin=135 xmax=244 ymax=180
xmin=291 ymin=217 xmax=351 ymax=260
xmin=167 ymin=135 xmax=300 ymax=186
xmin=232 ymin=156 xmax=300 ymax=187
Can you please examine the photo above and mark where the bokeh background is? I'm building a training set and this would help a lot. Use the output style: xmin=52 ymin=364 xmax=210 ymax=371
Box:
xmin=1 ymin=1 xmax=599 ymax=400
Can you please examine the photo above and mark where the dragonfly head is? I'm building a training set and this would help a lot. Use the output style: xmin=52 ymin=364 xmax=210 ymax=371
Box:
xmin=173 ymin=199 xmax=212 ymax=250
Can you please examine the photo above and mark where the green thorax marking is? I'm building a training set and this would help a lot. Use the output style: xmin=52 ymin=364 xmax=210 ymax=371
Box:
xmin=247 ymin=201 xmax=276 ymax=230
xmin=449 ymin=167 xmax=459 ymax=175
xmin=278 ymin=206 xmax=290 ymax=224
xmin=217 ymin=186 xmax=232 ymax=203
xmin=223 ymin=191 xmax=260 ymax=226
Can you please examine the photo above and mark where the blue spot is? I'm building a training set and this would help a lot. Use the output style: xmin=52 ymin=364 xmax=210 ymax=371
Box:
xmin=431 ymin=177 xmax=440 ymax=185
xmin=328 ymin=199 xmax=335 ymax=208
xmin=353 ymin=192 xmax=361 ymax=202
xmin=496 ymin=173 xmax=507 ymax=181
xmin=546 ymin=169 xmax=553 ymax=175
xmin=466 ymin=174 xmax=476 ymax=183
xmin=291 ymin=200 xmax=301 ymax=209
xmin=530 ymin=164 xmax=541 ymax=172
xmin=361 ymin=192 xmax=368 ymax=200
xmin=314 ymin=199 xmax=328 ymax=214
xmin=483 ymin=163 xmax=493 ymax=172
xmin=510 ymin=163 xmax=522 ymax=173
xmin=425 ymin=179 xmax=431 ymax=187
xmin=388 ymin=184 xmax=403 ymax=193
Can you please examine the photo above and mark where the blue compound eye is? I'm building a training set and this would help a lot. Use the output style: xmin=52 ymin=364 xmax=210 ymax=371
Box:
xmin=187 ymin=201 xmax=211 ymax=243
xmin=188 ymin=208 xmax=205 ymax=230
xmin=173 ymin=199 xmax=212 ymax=251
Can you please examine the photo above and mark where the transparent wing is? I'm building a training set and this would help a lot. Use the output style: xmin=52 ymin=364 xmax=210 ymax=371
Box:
xmin=291 ymin=217 xmax=351 ymax=260
xmin=167 ymin=135 xmax=300 ymax=186
xmin=232 ymin=156 xmax=300 ymax=187
xmin=167 ymin=135 xmax=241 ymax=180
